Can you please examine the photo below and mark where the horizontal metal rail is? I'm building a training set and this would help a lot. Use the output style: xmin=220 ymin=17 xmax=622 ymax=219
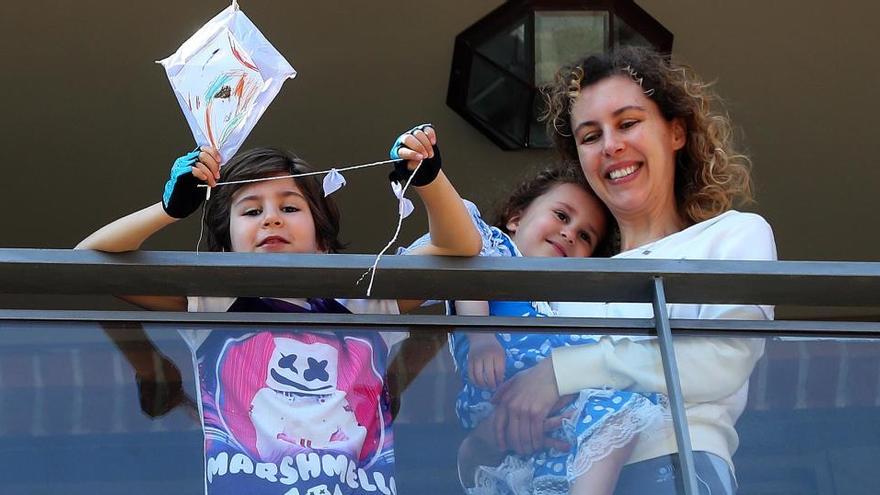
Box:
xmin=1 ymin=310 xmax=879 ymax=339
xmin=2 ymin=249 xmax=880 ymax=306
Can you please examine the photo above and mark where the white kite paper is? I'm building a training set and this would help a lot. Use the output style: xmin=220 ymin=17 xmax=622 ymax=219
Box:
xmin=158 ymin=4 xmax=296 ymax=163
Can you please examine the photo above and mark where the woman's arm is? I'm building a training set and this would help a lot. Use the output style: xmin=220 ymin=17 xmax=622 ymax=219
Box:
xmin=492 ymin=212 xmax=776 ymax=453
xmin=553 ymin=212 xmax=776 ymax=400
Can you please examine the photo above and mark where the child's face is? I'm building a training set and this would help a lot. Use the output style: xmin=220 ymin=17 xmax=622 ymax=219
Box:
xmin=506 ymin=183 xmax=607 ymax=258
xmin=228 ymin=177 xmax=322 ymax=254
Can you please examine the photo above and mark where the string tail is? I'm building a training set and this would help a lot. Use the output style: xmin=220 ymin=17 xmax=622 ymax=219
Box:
xmin=196 ymin=197 xmax=209 ymax=254
xmin=357 ymin=162 xmax=423 ymax=296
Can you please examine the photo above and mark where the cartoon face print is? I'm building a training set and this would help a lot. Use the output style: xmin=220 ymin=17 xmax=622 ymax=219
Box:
xmin=265 ymin=338 xmax=338 ymax=395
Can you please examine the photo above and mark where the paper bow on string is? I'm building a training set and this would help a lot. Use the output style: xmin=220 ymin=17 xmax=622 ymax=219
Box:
xmin=322 ymin=169 xmax=346 ymax=197
xmin=391 ymin=181 xmax=415 ymax=218
xmin=158 ymin=5 xmax=296 ymax=163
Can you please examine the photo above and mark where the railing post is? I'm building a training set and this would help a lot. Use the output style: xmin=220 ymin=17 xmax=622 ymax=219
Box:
xmin=652 ymin=277 xmax=699 ymax=495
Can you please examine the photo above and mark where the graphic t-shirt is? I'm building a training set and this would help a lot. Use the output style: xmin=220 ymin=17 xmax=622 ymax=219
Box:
xmin=182 ymin=296 xmax=404 ymax=495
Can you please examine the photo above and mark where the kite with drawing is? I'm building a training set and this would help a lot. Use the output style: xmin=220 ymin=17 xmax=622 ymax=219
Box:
xmin=157 ymin=2 xmax=440 ymax=295
xmin=158 ymin=2 xmax=295 ymax=163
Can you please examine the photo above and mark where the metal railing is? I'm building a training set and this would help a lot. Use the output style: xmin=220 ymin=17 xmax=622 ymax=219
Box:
xmin=2 ymin=248 xmax=880 ymax=495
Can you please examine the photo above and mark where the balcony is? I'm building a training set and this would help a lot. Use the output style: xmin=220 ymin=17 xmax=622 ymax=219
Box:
xmin=1 ymin=248 xmax=878 ymax=494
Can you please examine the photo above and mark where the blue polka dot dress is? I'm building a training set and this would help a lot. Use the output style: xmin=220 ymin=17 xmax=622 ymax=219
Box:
xmin=439 ymin=202 xmax=668 ymax=494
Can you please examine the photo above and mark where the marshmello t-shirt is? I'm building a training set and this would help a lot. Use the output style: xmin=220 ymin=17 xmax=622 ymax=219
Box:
xmin=180 ymin=296 xmax=405 ymax=495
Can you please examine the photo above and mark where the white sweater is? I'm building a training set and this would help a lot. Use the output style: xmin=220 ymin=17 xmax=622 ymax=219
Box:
xmin=551 ymin=210 xmax=777 ymax=471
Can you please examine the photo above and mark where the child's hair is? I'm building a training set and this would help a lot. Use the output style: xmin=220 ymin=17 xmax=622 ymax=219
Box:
xmin=492 ymin=163 xmax=615 ymax=257
xmin=542 ymin=46 xmax=753 ymax=223
xmin=203 ymin=147 xmax=344 ymax=253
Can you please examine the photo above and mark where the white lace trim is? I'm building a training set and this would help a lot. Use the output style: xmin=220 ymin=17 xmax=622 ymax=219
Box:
xmin=567 ymin=390 xmax=670 ymax=479
xmin=466 ymin=391 xmax=670 ymax=495
xmin=468 ymin=456 xmax=534 ymax=495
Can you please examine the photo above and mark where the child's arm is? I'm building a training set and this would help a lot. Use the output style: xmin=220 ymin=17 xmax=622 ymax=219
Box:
xmin=456 ymin=301 xmax=506 ymax=390
xmin=391 ymin=125 xmax=481 ymax=313
xmin=394 ymin=125 xmax=482 ymax=257
xmin=75 ymin=147 xmax=222 ymax=311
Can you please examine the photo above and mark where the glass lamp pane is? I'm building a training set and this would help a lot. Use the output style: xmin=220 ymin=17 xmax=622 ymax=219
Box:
xmin=528 ymin=96 xmax=553 ymax=148
xmin=475 ymin=18 xmax=530 ymax=83
xmin=466 ymin=53 xmax=532 ymax=147
xmin=614 ymin=16 xmax=653 ymax=49
xmin=535 ymin=11 xmax=608 ymax=86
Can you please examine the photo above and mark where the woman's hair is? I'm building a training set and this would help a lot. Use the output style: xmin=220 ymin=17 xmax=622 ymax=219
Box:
xmin=542 ymin=46 xmax=753 ymax=223
xmin=493 ymin=163 xmax=615 ymax=257
xmin=203 ymin=147 xmax=343 ymax=253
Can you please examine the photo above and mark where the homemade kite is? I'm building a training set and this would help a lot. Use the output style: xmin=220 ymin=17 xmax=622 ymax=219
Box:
xmin=158 ymin=2 xmax=296 ymax=163
xmin=159 ymin=3 xmax=432 ymax=295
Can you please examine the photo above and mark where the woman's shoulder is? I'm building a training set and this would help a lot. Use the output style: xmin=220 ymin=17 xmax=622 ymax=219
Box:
xmin=693 ymin=210 xmax=777 ymax=260
xmin=705 ymin=210 xmax=772 ymax=231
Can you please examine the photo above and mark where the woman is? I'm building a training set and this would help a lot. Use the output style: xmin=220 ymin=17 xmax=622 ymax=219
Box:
xmin=487 ymin=47 xmax=776 ymax=494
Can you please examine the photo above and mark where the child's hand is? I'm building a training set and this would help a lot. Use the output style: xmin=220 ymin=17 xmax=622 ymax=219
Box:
xmin=468 ymin=334 xmax=506 ymax=390
xmin=162 ymin=146 xmax=221 ymax=218
xmin=389 ymin=124 xmax=442 ymax=186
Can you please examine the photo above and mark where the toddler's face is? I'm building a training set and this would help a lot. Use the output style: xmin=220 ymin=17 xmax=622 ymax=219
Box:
xmin=228 ymin=177 xmax=321 ymax=254
xmin=506 ymin=183 xmax=607 ymax=258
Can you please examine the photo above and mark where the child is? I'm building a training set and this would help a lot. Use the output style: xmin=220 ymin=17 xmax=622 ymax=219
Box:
xmin=406 ymin=164 xmax=667 ymax=495
xmin=76 ymin=124 xmax=481 ymax=495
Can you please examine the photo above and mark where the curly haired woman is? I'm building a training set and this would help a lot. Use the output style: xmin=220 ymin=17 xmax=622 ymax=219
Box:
xmin=487 ymin=46 xmax=777 ymax=495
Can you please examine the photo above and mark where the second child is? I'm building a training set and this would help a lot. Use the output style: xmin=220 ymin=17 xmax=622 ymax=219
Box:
xmin=408 ymin=163 xmax=667 ymax=495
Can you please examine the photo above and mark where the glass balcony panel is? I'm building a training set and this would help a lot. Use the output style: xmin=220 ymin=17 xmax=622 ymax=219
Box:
xmin=534 ymin=11 xmax=608 ymax=86
xmin=731 ymin=336 xmax=879 ymax=495
xmin=0 ymin=320 xmax=203 ymax=494
xmin=2 ymin=314 xmax=878 ymax=495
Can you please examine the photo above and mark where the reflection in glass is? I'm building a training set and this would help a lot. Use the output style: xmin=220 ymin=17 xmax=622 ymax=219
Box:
xmin=735 ymin=337 xmax=880 ymax=494
xmin=0 ymin=322 xmax=202 ymax=494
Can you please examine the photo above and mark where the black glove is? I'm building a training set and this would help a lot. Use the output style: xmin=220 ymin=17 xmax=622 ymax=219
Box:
xmin=389 ymin=144 xmax=442 ymax=187
xmin=161 ymin=148 xmax=208 ymax=218
xmin=388 ymin=124 xmax=442 ymax=187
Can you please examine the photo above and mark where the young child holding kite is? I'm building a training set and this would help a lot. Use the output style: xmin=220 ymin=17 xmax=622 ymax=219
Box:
xmin=403 ymin=161 xmax=668 ymax=495
xmin=76 ymin=124 xmax=481 ymax=495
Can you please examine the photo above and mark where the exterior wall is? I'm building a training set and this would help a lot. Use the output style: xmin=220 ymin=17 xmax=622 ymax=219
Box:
xmin=3 ymin=1 xmax=879 ymax=263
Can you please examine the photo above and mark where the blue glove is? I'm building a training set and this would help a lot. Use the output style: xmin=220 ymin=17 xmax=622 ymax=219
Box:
xmin=389 ymin=124 xmax=442 ymax=187
xmin=162 ymin=148 xmax=207 ymax=219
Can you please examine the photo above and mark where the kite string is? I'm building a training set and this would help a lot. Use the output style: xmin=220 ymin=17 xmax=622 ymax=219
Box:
xmin=197 ymin=158 xmax=399 ymax=189
xmin=357 ymin=161 xmax=423 ymax=296
xmin=194 ymin=154 xmax=422 ymax=296
xmin=196 ymin=199 xmax=208 ymax=255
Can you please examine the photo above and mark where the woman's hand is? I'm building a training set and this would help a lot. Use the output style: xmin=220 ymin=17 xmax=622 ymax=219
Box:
xmin=491 ymin=357 xmax=571 ymax=455
xmin=468 ymin=334 xmax=506 ymax=390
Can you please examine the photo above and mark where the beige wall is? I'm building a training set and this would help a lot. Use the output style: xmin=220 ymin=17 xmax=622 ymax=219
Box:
xmin=2 ymin=1 xmax=878 ymax=262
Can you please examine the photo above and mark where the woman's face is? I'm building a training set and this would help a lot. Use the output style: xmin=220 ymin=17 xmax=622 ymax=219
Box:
xmin=506 ymin=183 xmax=607 ymax=258
xmin=569 ymin=75 xmax=686 ymax=221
